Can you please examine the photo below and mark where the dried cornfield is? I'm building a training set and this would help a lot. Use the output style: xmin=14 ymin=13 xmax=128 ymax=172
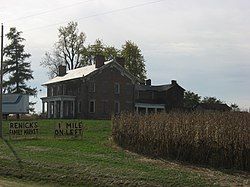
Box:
xmin=112 ymin=112 xmax=250 ymax=171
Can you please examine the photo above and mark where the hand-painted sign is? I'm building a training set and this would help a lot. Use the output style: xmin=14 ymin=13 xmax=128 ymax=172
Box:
xmin=9 ymin=121 xmax=38 ymax=139
xmin=54 ymin=121 xmax=84 ymax=139
xmin=3 ymin=94 xmax=29 ymax=114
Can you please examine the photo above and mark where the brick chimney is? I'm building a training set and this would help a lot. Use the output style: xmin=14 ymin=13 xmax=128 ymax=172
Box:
xmin=115 ymin=57 xmax=125 ymax=67
xmin=171 ymin=80 xmax=177 ymax=85
xmin=58 ymin=65 xmax=66 ymax=76
xmin=145 ymin=79 xmax=151 ymax=86
xmin=95 ymin=55 xmax=105 ymax=68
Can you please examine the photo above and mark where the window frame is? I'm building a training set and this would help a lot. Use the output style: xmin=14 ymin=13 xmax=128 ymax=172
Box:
xmin=114 ymin=101 xmax=120 ymax=114
xmin=89 ymin=100 xmax=95 ymax=113
xmin=114 ymin=82 xmax=120 ymax=94
xmin=51 ymin=86 xmax=54 ymax=96
xmin=89 ymin=82 xmax=96 ymax=93
xmin=78 ymin=101 xmax=82 ymax=113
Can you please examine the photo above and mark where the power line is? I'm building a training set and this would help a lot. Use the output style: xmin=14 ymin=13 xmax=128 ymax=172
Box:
xmin=24 ymin=0 xmax=168 ymax=32
xmin=7 ymin=0 xmax=96 ymax=23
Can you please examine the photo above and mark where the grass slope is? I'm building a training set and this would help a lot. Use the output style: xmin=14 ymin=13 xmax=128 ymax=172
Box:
xmin=0 ymin=120 xmax=247 ymax=186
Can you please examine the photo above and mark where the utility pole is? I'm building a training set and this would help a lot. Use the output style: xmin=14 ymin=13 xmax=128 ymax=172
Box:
xmin=0 ymin=23 xmax=3 ymax=138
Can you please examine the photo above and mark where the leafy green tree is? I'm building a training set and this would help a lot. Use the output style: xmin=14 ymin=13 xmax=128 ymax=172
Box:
xmin=41 ymin=22 xmax=147 ymax=81
xmin=84 ymin=39 xmax=106 ymax=65
xmin=121 ymin=41 xmax=146 ymax=81
xmin=41 ymin=21 xmax=86 ymax=77
xmin=183 ymin=91 xmax=201 ymax=108
xmin=105 ymin=46 xmax=119 ymax=60
xmin=3 ymin=27 xmax=37 ymax=112
xmin=83 ymin=39 xmax=119 ymax=65
xmin=201 ymin=96 xmax=223 ymax=104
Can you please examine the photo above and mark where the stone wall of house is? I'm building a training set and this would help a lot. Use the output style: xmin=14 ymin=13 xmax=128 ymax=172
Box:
xmin=165 ymin=86 xmax=184 ymax=109
xmin=135 ymin=85 xmax=184 ymax=110
xmin=45 ymin=66 xmax=135 ymax=119
xmin=84 ymin=66 xmax=135 ymax=119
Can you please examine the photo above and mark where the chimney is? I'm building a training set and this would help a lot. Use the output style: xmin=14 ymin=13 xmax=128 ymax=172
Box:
xmin=58 ymin=65 xmax=66 ymax=76
xmin=171 ymin=80 xmax=177 ymax=85
xmin=115 ymin=57 xmax=125 ymax=67
xmin=95 ymin=55 xmax=105 ymax=68
xmin=145 ymin=79 xmax=151 ymax=86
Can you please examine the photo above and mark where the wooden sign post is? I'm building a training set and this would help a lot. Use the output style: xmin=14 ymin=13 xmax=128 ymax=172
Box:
xmin=9 ymin=121 xmax=39 ymax=140
xmin=54 ymin=121 xmax=84 ymax=139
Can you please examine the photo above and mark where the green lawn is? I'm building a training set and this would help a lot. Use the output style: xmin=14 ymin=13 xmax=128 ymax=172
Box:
xmin=0 ymin=120 xmax=246 ymax=186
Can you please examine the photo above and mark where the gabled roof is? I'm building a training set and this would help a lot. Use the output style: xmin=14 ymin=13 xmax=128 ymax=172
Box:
xmin=135 ymin=83 xmax=185 ymax=92
xmin=42 ymin=60 xmax=112 ymax=86
xmin=42 ymin=60 xmax=139 ymax=86
xmin=194 ymin=103 xmax=231 ymax=111
xmin=136 ymin=84 xmax=173 ymax=91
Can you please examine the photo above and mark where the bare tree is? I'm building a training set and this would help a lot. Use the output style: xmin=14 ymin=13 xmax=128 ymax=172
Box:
xmin=41 ymin=21 xmax=86 ymax=77
xmin=41 ymin=47 xmax=64 ymax=78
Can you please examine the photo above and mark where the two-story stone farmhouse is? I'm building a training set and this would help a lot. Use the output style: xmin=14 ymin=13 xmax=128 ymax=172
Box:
xmin=41 ymin=56 xmax=185 ymax=119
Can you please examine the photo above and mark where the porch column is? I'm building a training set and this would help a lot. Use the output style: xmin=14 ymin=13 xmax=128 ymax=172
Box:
xmin=60 ymin=100 xmax=64 ymax=118
xmin=54 ymin=101 xmax=57 ymax=118
xmin=42 ymin=102 xmax=45 ymax=114
xmin=66 ymin=101 xmax=69 ymax=117
xmin=72 ymin=101 xmax=75 ymax=118
xmin=136 ymin=107 xmax=138 ymax=114
xmin=146 ymin=108 xmax=148 ymax=115
xmin=47 ymin=102 xmax=51 ymax=118
xmin=154 ymin=108 xmax=157 ymax=113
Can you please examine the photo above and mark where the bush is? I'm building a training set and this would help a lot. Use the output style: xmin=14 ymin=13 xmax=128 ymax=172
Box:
xmin=112 ymin=112 xmax=250 ymax=171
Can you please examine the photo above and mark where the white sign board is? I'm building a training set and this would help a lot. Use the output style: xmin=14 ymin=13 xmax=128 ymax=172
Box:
xmin=3 ymin=94 xmax=29 ymax=114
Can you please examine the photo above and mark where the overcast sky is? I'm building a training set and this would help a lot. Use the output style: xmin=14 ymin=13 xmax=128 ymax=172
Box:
xmin=1 ymin=0 xmax=250 ymax=112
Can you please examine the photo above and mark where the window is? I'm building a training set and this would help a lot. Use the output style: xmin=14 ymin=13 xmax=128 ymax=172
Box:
xmin=137 ymin=91 xmax=140 ymax=99
xmin=114 ymin=101 xmax=120 ymax=114
xmin=151 ymin=91 xmax=155 ymax=99
xmin=114 ymin=83 xmax=120 ymax=94
xmin=78 ymin=86 xmax=81 ymax=94
xmin=68 ymin=87 xmax=72 ymax=95
xmin=89 ymin=82 xmax=95 ymax=93
xmin=89 ymin=100 xmax=95 ymax=113
xmin=63 ymin=85 xmax=67 ymax=95
xmin=51 ymin=87 xmax=54 ymax=96
xmin=57 ymin=85 xmax=60 ymax=95
xmin=78 ymin=101 xmax=82 ymax=113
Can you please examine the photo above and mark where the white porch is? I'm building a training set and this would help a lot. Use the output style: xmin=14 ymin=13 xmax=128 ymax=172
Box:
xmin=41 ymin=95 xmax=76 ymax=118
xmin=135 ymin=103 xmax=165 ymax=115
